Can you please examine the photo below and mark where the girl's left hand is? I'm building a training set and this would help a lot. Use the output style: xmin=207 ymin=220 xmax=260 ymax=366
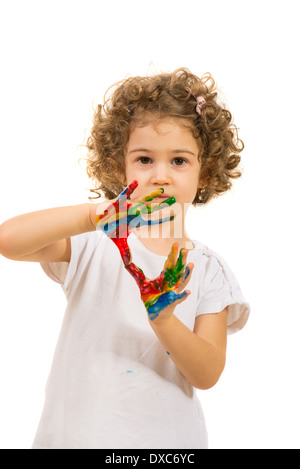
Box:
xmin=126 ymin=243 xmax=193 ymax=323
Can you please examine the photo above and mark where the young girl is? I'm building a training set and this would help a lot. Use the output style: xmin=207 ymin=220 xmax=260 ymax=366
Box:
xmin=0 ymin=68 xmax=249 ymax=449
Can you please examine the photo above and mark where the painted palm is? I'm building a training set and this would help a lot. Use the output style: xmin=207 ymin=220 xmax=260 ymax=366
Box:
xmin=125 ymin=242 xmax=190 ymax=321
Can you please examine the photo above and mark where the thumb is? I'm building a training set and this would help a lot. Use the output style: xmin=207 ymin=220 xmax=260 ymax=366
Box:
xmin=147 ymin=290 xmax=190 ymax=321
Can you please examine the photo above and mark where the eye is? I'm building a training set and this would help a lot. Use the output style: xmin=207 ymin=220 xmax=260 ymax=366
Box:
xmin=172 ymin=157 xmax=187 ymax=166
xmin=137 ymin=157 xmax=152 ymax=164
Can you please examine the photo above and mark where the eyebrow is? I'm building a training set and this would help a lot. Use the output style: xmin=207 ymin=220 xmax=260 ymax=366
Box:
xmin=128 ymin=148 xmax=197 ymax=156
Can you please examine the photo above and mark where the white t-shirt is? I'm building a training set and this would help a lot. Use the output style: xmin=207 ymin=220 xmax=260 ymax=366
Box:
xmin=32 ymin=231 xmax=249 ymax=449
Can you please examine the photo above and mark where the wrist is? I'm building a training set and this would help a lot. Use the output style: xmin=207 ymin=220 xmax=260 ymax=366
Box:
xmin=147 ymin=314 xmax=181 ymax=358
xmin=88 ymin=202 xmax=107 ymax=230
xmin=88 ymin=200 xmax=116 ymax=230
xmin=148 ymin=310 xmax=176 ymax=328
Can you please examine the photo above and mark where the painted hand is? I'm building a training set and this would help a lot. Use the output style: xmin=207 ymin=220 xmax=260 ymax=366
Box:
xmin=125 ymin=243 xmax=193 ymax=322
xmin=95 ymin=180 xmax=176 ymax=265
xmin=95 ymin=181 xmax=191 ymax=321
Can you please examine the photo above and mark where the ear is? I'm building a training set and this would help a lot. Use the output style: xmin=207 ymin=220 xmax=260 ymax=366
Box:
xmin=199 ymin=155 xmax=215 ymax=187
xmin=198 ymin=169 xmax=208 ymax=189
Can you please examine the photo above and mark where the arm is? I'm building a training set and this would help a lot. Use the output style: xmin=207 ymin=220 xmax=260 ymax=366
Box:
xmin=150 ymin=308 xmax=228 ymax=390
xmin=92 ymin=182 xmax=227 ymax=388
xmin=92 ymin=182 xmax=227 ymax=389
xmin=90 ymin=181 xmax=226 ymax=388
xmin=0 ymin=203 xmax=98 ymax=262
xmin=120 ymin=233 xmax=227 ymax=389
xmin=0 ymin=180 xmax=174 ymax=263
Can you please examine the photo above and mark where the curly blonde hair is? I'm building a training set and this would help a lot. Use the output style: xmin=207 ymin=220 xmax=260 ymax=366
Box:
xmin=85 ymin=68 xmax=244 ymax=205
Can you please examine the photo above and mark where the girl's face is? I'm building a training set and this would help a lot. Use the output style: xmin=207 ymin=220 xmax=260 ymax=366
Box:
xmin=124 ymin=118 xmax=203 ymax=207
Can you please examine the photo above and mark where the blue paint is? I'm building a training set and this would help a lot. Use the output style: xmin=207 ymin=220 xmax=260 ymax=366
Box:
xmin=147 ymin=290 xmax=188 ymax=321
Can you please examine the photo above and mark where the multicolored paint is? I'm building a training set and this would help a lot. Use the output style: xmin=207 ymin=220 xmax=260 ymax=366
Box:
xmin=125 ymin=243 xmax=190 ymax=321
xmin=95 ymin=180 xmax=175 ymax=265
xmin=96 ymin=181 xmax=190 ymax=320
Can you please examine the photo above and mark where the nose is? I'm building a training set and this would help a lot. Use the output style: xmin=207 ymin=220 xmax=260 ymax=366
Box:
xmin=150 ymin=163 xmax=172 ymax=186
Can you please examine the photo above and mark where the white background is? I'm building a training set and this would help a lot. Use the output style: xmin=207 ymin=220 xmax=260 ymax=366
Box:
xmin=0 ymin=0 xmax=299 ymax=449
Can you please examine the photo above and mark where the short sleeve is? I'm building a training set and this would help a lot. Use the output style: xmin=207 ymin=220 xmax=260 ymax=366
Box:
xmin=41 ymin=261 xmax=69 ymax=285
xmin=40 ymin=231 xmax=102 ymax=295
xmin=196 ymin=253 xmax=250 ymax=335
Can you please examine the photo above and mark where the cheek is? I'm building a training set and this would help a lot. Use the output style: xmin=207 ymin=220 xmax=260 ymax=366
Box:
xmin=187 ymin=169 xmax=201 ymax=198
xmin=125 ymin=167 xmax=138 ymax=186
xmin=124 ymin=166 xmax=145 ymax=192
xmin=125 ymin=159 xmax=145 ymax=180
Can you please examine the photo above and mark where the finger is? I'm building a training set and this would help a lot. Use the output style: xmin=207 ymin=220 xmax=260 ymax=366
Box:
xmin=180 ymin=247 xmax=189 ymax=265
xmin=166 ymin=289 xmax=190 ymax=306
xmin=147 ymin=290 xmax=190 ymax=321
xmin=172 ymin=289 xmax=191 ymax=307
xmin=162 ymin=249 xmax=191 ymax=289
xmin=145 ymin=213 xmax=176 ymax=226
xmin=175 ymin=263 xmax=194 ymax=292
xmin=127 ymin=196 xmax=174 ymax=216
xmin=96 ymin=208 xmax=127 ymax=230
xmin=163 ymin=243 xmax=179 ymax=271
xmin=128 ymin=211 xmax=175 ymax=230
xmin=169 ymin=247 xmax=189 ymax=283
xmin=143 ymin=196 xmax=176 ymax=214
xmin=95 ymin=199 xmax=117 ymax=224
xmin=128 ymin=197 xmax=176 ymax=224
xmin=119 ymin=180 xmax=139 ymax=201
xmin=136 ymin=188 xmax=164 ymax=204
xmin=176 ymin=247 xmax=187 ymax=273
xmin=135 ymin=188 xmax=176 ymax=207
xmin=127 ymin=202 xmax=147 ymax=217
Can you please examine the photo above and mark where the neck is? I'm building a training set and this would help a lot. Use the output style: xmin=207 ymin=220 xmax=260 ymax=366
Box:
xmin=136 ymin=236 xmax=194 ymax=256
xmin=132 ymin=212 xmax=193 ymax=256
